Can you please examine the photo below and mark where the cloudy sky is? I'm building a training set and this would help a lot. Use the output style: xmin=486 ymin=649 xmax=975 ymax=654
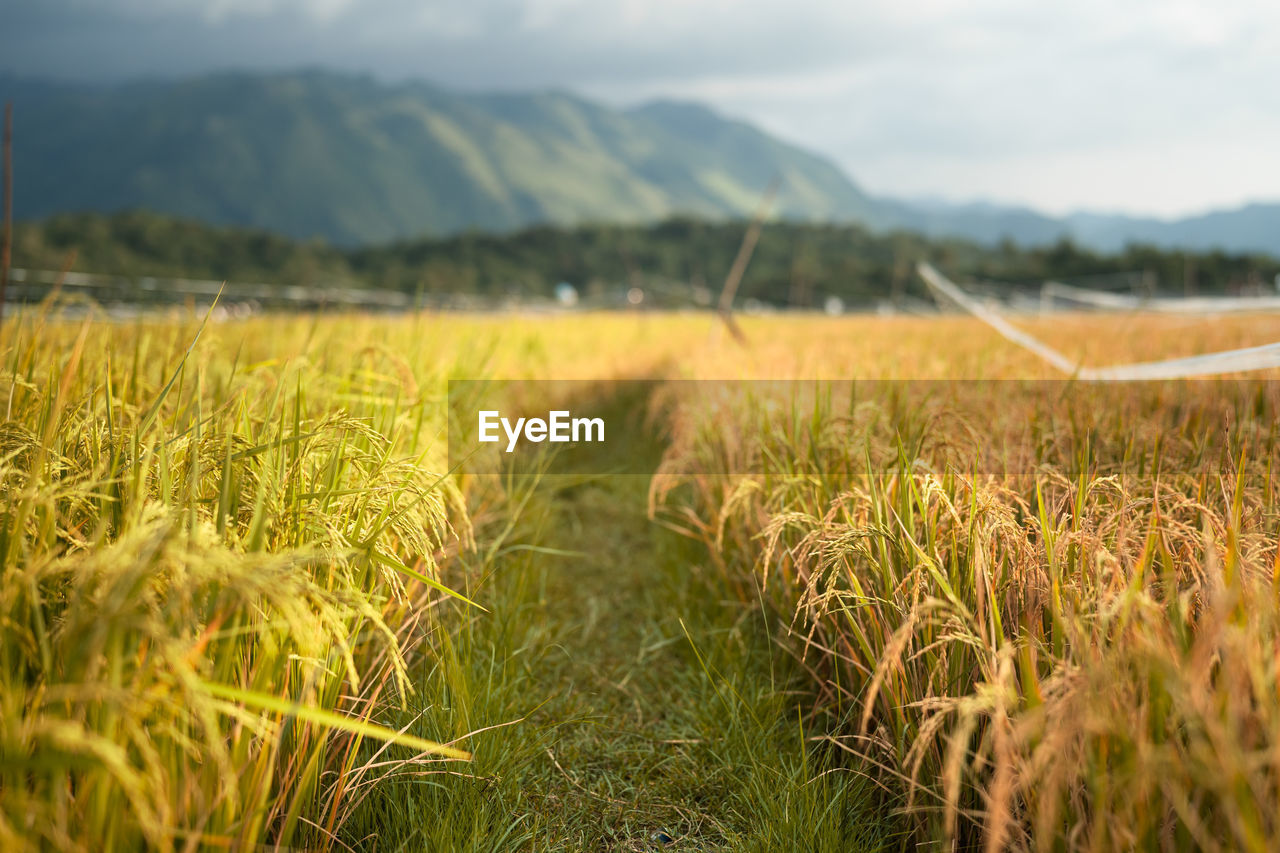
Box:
xmin=4 ymin=0 xmax=1278 ymax=217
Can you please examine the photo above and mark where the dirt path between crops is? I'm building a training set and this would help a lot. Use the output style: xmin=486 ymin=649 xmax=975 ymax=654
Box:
xmin=499 ymin=399 xmax=886 ymax=851
xmin=527 ymin=472 xmax=724 ymax=849
xmin=368 ymin=391 xmax=886 ymax=850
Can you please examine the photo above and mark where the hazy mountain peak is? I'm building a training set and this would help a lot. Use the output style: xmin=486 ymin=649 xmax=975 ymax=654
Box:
xmin=1 ymin=70 xmax=877 ymax=244
xmin=1 ymin=69 xmax=1277 ymax=254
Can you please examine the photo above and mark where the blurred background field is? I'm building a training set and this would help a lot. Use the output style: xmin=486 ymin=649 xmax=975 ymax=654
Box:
xmin=6 ymin=210 xmax=1279 ymax=317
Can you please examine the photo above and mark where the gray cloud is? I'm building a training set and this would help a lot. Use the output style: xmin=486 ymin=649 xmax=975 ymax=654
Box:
xmin=1 ymin=0 xmax=889 ymax=86
xmin=2 ymin=0 xmax=1277 ymax=215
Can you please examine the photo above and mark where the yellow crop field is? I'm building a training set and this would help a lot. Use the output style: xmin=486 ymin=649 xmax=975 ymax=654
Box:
xmin=4 ymin=307 xmax=1280 ymax=850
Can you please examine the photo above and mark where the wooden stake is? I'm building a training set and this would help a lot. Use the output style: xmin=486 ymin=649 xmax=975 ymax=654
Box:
xmin=715 ymin=177 xmax=778 ymax=345
xmin=1 ymin=103 xmax=12 ymax=324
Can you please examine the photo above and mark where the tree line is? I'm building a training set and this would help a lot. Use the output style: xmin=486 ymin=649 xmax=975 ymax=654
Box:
xmin=12 ymin=210 xmax=1279 ymax=308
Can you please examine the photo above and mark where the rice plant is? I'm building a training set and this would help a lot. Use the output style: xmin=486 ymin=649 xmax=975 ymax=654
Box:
xmin=8 ymin=303 xmax=1280 ymax=850
xmin=1 ymin=305 xmax=478 ymax=850
xmin=656 ymin=360 xmax=1280 ymax=849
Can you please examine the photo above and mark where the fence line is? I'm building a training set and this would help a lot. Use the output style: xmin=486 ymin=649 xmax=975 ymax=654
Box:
xmin=918 ymin=262 xmax=1280 ymax=379
xmin=7 ymin=267 xmax=413 ymax=308
xmin=1041 ymin=279 xmax=1280 ymax=315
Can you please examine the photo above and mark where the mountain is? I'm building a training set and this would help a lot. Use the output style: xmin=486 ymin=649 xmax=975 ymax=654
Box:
xmin=877 ymin=199 xmax=1069 ymax=247
xmin=1062 ymin=204 xmax=1280 ymax=255
xmin=1 ymin=70 xmax=1277 ymax=255
xmin=882 ymin=198 xmax=1280 ymax=256
xmin=0 ymin=70 xmax=882 ymax=245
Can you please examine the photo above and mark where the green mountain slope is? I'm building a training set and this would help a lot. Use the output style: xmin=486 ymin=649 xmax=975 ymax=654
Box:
xmin=1 ymin=71 xmax=880 ymax=244
xmin=5 ymin=70 xmax=1278 ymax=254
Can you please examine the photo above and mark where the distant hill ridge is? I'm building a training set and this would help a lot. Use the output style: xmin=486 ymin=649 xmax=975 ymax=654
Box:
xmin=1 ymin=69 xmax=1278 ymax=254
xmin=0 ymin=70 xmax=881 ymax=244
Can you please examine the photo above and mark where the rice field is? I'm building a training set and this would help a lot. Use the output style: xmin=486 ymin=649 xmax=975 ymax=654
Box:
xmin=4 ymin=304 xmax=1280 ymax=850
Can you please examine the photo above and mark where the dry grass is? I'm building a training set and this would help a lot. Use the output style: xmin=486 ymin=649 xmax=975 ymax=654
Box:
xmin=651 ymin=312 xmax=1280 ymax=850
